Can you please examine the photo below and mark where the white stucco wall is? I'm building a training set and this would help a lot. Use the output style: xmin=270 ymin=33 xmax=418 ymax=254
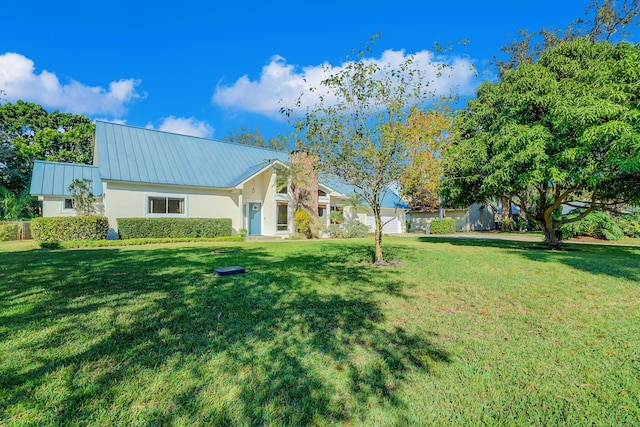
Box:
xmin=41 ymin=197 xmax=104 ymax=217
xmin=102 ymin=181 xmax=241 ymax=235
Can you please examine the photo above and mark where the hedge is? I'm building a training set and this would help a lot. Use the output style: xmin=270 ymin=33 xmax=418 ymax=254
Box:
xmin=117 ymin=217 xmax=232 ymax=239
xmin=0 ymin=222 xmax=19 ymax=241
xmin=31 ymin=216 xmax=109 ymax=242
xmin=430 ymin=218 xmax=457 ymax=234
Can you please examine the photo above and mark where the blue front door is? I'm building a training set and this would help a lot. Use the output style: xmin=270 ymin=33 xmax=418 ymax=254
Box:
xmin=249 ymin=202 xmax=261 ymax=235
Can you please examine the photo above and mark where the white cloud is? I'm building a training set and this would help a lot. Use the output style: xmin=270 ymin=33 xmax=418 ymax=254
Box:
xmin=147 ymin=116 xmax=215 ymax=138
xmin=0 ymin=52 xmax=143 ymax=116
xmin=212 ymin=50 xmax=479 ymax=119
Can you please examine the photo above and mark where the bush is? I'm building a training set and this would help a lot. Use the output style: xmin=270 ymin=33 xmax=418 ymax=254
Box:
xmin=324 ymin=221 xmax=369 ymax=239
xmin=117 ymin=218 xmax=232 ymax=239
xmin=31 ymin=216 xmax=109 ymax=242
xmin=294 ymin=209 xmax=311 ymax=238
xmin=343 ymin=220 xmax=369 ymax=238
xmin=0 ymin=222 xmax=19 ymax=241
xmin=617 ymin=215 xmax=640 ymax=238
xmin=560 ymin=211 xmax=623 ymax=241
xmin=327 ymin=224 xmax=345 ymax=238
xmin=430 ymin=218 xmax=456 ymax=234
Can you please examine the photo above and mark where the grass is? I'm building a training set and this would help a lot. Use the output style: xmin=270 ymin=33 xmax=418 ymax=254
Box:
xmin=1 ymin=236 xmax=639 ymax=426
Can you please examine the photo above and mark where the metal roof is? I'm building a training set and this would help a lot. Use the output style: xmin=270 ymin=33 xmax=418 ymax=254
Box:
xmin=95 ymin=121 xmax=289 ymax=188
xmin=30 ymin=161 xmax=103 ymax=196
xmin=320 ymin=174 xmax=409 ymax=209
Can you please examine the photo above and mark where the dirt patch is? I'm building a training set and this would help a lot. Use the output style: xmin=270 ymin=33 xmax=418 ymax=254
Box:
xmin=372 ymin=260 xmax=403 ymax=267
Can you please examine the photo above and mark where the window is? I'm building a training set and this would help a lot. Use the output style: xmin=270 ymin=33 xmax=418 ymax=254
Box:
xmin=318 ymin=204 xmax=326 ymax=217
xmin=147 ymin=195 xmax=186 ymax=215
xmin=64 ymin=198 xmax=75 ymax=210
xmin=277 ymin=202 xmax=289 ymax=231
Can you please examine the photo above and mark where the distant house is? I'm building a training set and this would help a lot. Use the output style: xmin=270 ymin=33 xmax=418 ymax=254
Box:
xmin=30 ymin=122 xmax=408 ymax=238
xmin=408 ymin=203 xmax=498 ymax=233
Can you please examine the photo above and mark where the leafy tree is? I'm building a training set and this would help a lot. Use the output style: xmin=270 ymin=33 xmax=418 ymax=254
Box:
xmin=398 ymin=109 xmax=451 ymax=212
xmin=0 ymin=186 xmax=36 ymax=220
xmin=68 ymin=178 xmax=97 ymax=216
xmin=223 ymin=126 xmax=286 ymax=150
xmin=288 ymin=36 xmax=453 ymax=263
xmin=496 ymin=0 xmax=640 ymax=75
xmin=442 ymin=39 xmax=640 ymax=249
xmin=0 ymin=101 xmax=94 ymax=217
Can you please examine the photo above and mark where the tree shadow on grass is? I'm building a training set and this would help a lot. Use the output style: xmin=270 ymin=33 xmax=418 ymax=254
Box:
xmin=416 ymin=236 xmax=640 ymax=282
xmin=0 ymin=242 xmax=450 ymax=425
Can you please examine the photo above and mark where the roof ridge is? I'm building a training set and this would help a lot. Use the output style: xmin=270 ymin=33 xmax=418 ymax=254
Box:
xmin=95 ymin=120 xmax=290 ymax=155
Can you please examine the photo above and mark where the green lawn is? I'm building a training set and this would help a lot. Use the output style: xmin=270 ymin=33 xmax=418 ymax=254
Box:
xmin=1 ymin=237 xmax=639 ymax=426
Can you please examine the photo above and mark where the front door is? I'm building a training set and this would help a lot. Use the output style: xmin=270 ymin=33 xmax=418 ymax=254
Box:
xmin=249 ymin=202 xmax=262 ymax=235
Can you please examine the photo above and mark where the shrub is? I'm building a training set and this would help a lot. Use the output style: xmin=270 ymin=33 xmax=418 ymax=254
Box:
xmin=294 ymin=209 xmax=311 ymax=238
xmin=324 ymin=221 xmax=369 ymax=239
xmin=0 ymin=222 xmax=19 ymax=241
xmin=117 ymin=218 xmax=232 ymax=239
xmin=560 ymin=211 xmax=623 ymax=241
xmin=39 ymin=241 xmax=61 ymax=250
xmin=343 ymin=220 xmax=369 ymax=238
xmin=617 ymin=215 xmax=640 ymax=238
xmin=430 ymin=218 xmax=456 ymax=234
xmin=31 ymin=216 xmax=109 ymax=242
xmin=327 ymin=224 xmax=345 ymax=238
xmin=405 ymin=219 xmax=412 ymax=233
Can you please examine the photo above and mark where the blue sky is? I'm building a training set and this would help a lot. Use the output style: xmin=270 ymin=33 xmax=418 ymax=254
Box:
xmin=0 ymin=1 xmax=600 ymax=141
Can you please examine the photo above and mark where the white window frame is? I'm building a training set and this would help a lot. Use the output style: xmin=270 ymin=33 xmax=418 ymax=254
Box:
xmin=145 ymin=192 xmax=188 ymax=218
xmin=61 ymin=198 xmax=75 ymax=214
xmin=276 ymin=201 xmax=290 ymax=233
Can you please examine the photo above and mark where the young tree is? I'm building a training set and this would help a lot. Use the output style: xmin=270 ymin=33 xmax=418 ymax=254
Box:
xmin=442 ymin=39 xmax=640 ymax=249
xmin=68 ymin=178 xmax=97 ymax=216
xmin=289 ymin=37 xmax=454 ymax=263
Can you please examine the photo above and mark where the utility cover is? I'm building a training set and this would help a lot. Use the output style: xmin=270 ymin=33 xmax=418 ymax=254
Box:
xmin=213 ymin=266 xmax=245 ymax=276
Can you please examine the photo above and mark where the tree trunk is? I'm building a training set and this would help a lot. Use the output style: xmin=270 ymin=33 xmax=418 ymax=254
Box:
xmin=542 ymin=220 xmax=561 ymax=250
xmin=373 ymin=208 xmax=383 ymax=263
xmin=501 ymin=195 xmax=511 ymax=229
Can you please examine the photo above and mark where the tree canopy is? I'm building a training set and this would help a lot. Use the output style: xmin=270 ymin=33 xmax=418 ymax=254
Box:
xmin=0 ymin=100 xmax=94 ymax=219
xmin=442 ymin=38 xmax=640 ymax=248
xmin=496 ymin=0 xmax=640 ymax=75
xmin=223 ymin=126 xmax=287 ymax=151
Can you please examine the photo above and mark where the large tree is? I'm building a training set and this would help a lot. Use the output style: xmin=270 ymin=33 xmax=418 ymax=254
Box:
xmin=0 ymin=101 xmax=94 ymax=219
xmin=289 ymin=38 xmax=453 ymax=263
xmin=442 ymin=38 xmax=640 ymax=249
xmin=496 ymin=0 xmax=640 ymax=75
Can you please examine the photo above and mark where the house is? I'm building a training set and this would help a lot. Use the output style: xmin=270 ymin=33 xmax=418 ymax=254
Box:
xmin=408 ymin=203 xmax=498 ymax=233
xmin=30 ymin=121 xmax=408 ymax=238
